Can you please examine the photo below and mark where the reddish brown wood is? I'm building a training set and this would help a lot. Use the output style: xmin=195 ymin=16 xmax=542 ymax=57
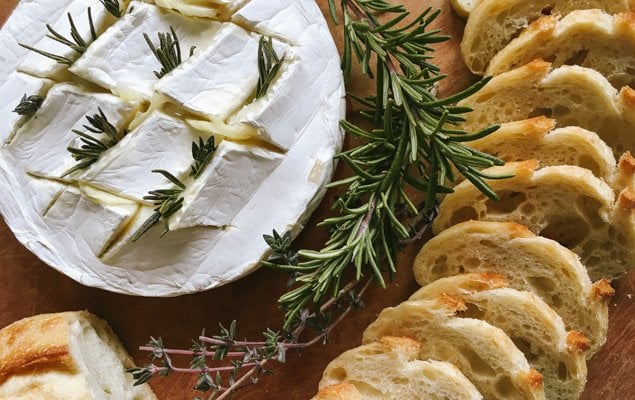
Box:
xmin=0 ymin=1 xmax=633 ymax=399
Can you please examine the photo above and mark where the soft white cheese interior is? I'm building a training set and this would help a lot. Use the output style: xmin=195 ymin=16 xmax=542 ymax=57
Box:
xmin=71 ymin=2 xmax=222 ymax=101
xmin=0 ymin=0 xmax=345 ymax=296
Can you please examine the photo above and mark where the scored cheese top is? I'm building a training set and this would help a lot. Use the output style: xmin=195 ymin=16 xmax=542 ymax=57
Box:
xmin=0 ymin=0 xmax=345 ymax=296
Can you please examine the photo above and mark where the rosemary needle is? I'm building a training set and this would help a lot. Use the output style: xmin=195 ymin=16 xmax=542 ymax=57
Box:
xmin=100 ymin=0 xmax=123 ymax=18
xmin=13 ymin=94 xmax=44 ymax=118
xmin=256 ymin=36 xmax=285 ymax=99
xmin=144 ymin=27 xmax=195 ymax=79
xmin=19 ymin=8 xmax=97 ymax=65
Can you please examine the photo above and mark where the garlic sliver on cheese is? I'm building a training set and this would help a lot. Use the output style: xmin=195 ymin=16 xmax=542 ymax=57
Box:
xmin=17 ymin=0 xmax=117 ymax=81
xmin=80 ymin=111 xmax=204 ymax=203
xmin=71 ymin=2 xmax=222 ymax=101
xmin=155 ymin=23 xmax=261 ymax=122
xmin=8 ymin=83 xmax=140 ymax=180
xmin=0 ymin=72 xmax=54 ymax=143
xmin=169 ymin=141 xmax=283 ymax=230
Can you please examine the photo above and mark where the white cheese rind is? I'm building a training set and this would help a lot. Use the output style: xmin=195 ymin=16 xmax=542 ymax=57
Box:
xmin=8 ymin=83 xmax=139 ymax=181
xmin=0 ymin=72 xmax=54 ymax=144
xmin=232 ymin=0 xmax=318 ymax=43
xmin=44 ymin=187 xmax=138 ymax=257
xmin=155 ymin=23 xmax=260 ymax=121
xmin=0 ymin=0 xmax=75 ymax=81
xmin=155 ymin=0 xmax=248 ymax=18
xmin=169 ymin=141 xmax=284 ymax=229
xmin=17 ymin=0 xmax=115 ymax=80
xmin=81 ymin=110 xmax=203 ymax=203
xmin=0 ymin=0 xmax=346 ymax=296
xmin=71 ymin=1 xmax=222 ymax=101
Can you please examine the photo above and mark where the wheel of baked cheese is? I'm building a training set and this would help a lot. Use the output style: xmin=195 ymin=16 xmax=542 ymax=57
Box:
xmin=0 ymin=0 xmax=345 ymax=295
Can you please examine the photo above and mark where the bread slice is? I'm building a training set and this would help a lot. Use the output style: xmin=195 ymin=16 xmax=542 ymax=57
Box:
xmin=457 ymin=61 xmax=635 ymax=157
xmin=0 ymin=311 xmax=157 ymax=400
xmin=413 ymin=221 xmax=613 ymax=356
xmin=438 ymin=162 xmax=635 ymax=277
xmin=410 ymin=274 xmax=588 ymax=400
xmin=312 ymin=383 xmax=362 ymax=400
xmin=434 ymin=161 xmax=635 ymax=280
xmin=486 ymin=10 xmax=635 ymax=89
xmin=317 ymin=336 xmax=483 ymax=400
xmin=461 ymin=0 xmax=635 ymax=74
xmin=451 ymin=0 xmax=478 ymax=18
xmin=465 ymin=117 xmax=620 ymax=188
xmin=363 ymin=298 xmax=545 ymax=400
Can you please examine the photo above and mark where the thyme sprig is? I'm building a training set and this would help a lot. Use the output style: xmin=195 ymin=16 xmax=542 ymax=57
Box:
xmin=256 ymin=37 xmax=285 ymax=99
xmin=131 ymin=170 xmax=186 ymax=241
xmin=62 ymin=107 xmax=127 ymax=177
xmin=100 ymin=0 xmax=123 ymax=18
xmin=132 ymin=279 xmax=371 ymax=399
xmin=265 ymin=0 xmax=506 ymax=330
xmin=13 ymin=94 xmax=44 ymax=118
xmin=19 ymin=9 xmax=97 ymax=65
xmin=144 ymin=27 xmax=195 ymax=79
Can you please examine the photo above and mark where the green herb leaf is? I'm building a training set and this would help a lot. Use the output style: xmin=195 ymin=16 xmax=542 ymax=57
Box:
xmin=62 ymin=107 xmax=126 ymax=177
xmin=13 ymin=94 xmax=44 ymax=118
xmin=190 ymin=136 xmax=217 ymax=178
xmin=144 ymin=26 xmax=185 ymax=79
xmin=100 ymin=0 xmax=123 ymax=18
xmin=256 ymin=36 xmax=284 ymax=99
xmin=19 ymin=8 xmax=97 ymax=65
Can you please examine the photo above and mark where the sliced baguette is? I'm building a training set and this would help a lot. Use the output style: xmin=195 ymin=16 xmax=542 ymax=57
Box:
xmin=317 ymin=336 xmax=483 ymax=400
xmin=486 ymin=10 xmax=635 ymax=88
xmin=363 ymin=298 xmax=545 ymax=400
xmin=313 ymin=383 xmax=362 ymax=400
xmin=461 ymin=0 xmax=635 ymax=74
xmin=410 ymin=274 xmax=588 ymax=400
xmin=457 ymin=61 xmax=635 ymax=157
xmin=413 ymin=221 xmax=612 ymax=356
xmin=0 ymin=311 xmax=156 ymax=400
xmin=433 ymin=161 xmax=635 ymax=281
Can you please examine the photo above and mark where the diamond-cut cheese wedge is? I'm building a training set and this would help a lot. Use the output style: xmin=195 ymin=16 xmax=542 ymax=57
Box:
xmin=8 ymin=83 xmax=139 ymax=180
xmin=232 ymin=0 xmax=316 ymax=41
xmin=155 ymin=23 xmax=259 ymax=121
xmin=71 ymin=2 xmax=222 ymax=101
xmin=44 ymin=187 xmax=138 ymax=257
xmin=169 ymin=141 xmax=283 ymax=229
xmin=0 ymin=72 xmax=54 ymax=143
xmin=81 ymin=110 xmax=204 ymax=202
xmin=17 ymin=0 xmax=116 ymax=80
xmin=0 ymin=0 xmax=75 ymax=80
xmin=155 ymin=0 xmax=246 ymax=18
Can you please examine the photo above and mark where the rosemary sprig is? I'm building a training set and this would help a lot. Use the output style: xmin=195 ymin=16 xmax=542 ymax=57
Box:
xmin=144 ymin=27 xmax=195 ymax=79
xmin=131 ymin=170 xmax=186 ymax=241
xmin=100 ymin=0 xmax=123 ymax=18
xmin=62 ymin=108 xmax=127 ymax=177
xmin=256 ymin=37 xmax=285 ymax=99
xmin=19 ymin=9 xmax=97 ymax=65
xmin=264 ymin=1 xmax=506 ymax=330
xmin=13 ymin=94 xmax=44 ymax=118
xmin=190 ymin=136 xmax=217 ymax=178
xmin=132 ymin=135 xmax=217 ymax=241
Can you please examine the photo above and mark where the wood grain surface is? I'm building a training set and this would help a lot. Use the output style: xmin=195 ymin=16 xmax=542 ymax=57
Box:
xmin=0 ymin=1 xmax=633 ymax=399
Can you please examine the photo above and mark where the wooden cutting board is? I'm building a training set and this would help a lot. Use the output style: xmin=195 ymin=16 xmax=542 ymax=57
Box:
xmin=0 ymin=1 xmax=633 ymax=399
